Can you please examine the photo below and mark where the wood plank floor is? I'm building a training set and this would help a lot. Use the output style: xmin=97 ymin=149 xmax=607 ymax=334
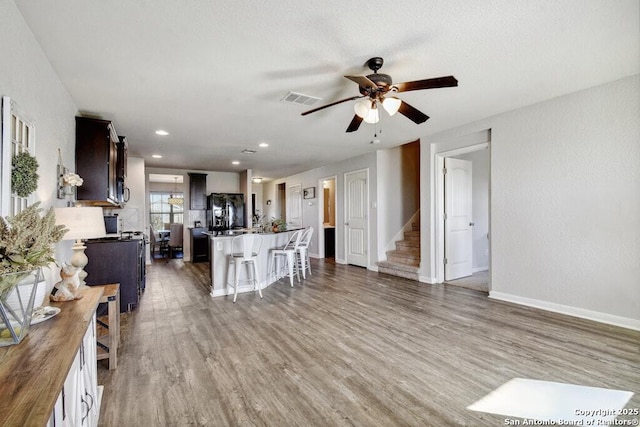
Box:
xmin=97 ymin=259 xmax=640 ymax=426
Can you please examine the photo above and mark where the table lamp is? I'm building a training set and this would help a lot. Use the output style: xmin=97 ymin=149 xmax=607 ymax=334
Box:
xmin=54 ymin=207 xmax=106 ymax=286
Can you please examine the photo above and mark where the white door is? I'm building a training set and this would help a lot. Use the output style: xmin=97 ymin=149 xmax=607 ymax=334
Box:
xmin=345 ymin=170 xmax=368 ymax=267
xmin=445 ymin=158 xmax=473 ymax=280
xmin=287 ymin=184 xmax=302 ymax=228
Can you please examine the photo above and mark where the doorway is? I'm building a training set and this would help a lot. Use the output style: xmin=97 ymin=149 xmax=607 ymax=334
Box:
xmin=318 ymin=176 xmax=337 ymax=260
xmin=435 ymin=143 xmax=490 ymax=290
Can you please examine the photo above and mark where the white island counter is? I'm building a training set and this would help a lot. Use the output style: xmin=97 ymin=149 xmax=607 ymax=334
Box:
xmin=207 ymin=229 xmax=301 ymax=298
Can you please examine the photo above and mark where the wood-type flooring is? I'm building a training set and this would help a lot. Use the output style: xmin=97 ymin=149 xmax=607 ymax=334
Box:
xmin=97 ymin=259 xmax=640 ymax=426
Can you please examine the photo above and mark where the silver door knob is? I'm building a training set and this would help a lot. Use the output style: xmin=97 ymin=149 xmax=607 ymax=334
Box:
xmin=469 ymin=222 xmax=475 ymax=226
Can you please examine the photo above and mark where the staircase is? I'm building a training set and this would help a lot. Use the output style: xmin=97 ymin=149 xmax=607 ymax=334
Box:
xmin=377 ymin=222 xmax=420 ymax=281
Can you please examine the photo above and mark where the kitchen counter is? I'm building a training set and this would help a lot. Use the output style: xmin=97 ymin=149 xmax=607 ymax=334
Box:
xmin=208 ymin=229 xmax=302 ymax=298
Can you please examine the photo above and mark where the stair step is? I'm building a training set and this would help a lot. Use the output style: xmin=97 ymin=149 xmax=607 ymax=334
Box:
xmin=412 ymin=222 xmax=420 ymax=231
xmin=387 ymin=248 xmax=420 ymax=259
xmin=404 ymin=230 xmax=420 ymax=241
xmin=377 ymin=260 xmax=420 ymax=281
xmin=396 ymin=240 xmax=419 ymax=250
xmin=387 ymin=251 xmax=420 ymax=267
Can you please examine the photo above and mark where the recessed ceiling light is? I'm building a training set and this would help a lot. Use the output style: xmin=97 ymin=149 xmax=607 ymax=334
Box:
xmin=155 ymin=130 xmax=169 ymax=136
xmin=252 ymin=177 xmax=263 ymax=183
xmin=152 ymin=154 xmax=163 ymax=158
xmin=258 ymin=142 xmax=269 ymax=148
xmin=232 ymin=161 xmax=240 ymax=165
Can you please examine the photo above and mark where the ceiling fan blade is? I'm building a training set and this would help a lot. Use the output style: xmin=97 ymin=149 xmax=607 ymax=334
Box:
xmin=394 ymin=76 xmax=458 ymax=92
xmin=344 ymin=75 xmax=379 ymax=90
xmin=301 ymin=95 xmax=364 ymax=116
xmin=346 ymin=115 xmax=363 ymax=133
xmin=398 ymin=101 xmax=430 ymax=124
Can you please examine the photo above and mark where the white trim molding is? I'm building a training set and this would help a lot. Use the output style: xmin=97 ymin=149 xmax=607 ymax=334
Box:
xmin=490 ymin=291 xmax=640 ymax=332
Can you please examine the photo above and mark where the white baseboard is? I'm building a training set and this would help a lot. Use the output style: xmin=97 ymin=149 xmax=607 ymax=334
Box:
xmin=368 ymin=265 xmax=379 ymax=272
xmin=419 ymin=275 xmax=437 ymax=284
xmin=489 ymin=291 xmax=640 ymax=332
xmin=473 ymin=266 xmax=489 ymax=273
xmin=335 ymin=258 xmax=347 ymax=265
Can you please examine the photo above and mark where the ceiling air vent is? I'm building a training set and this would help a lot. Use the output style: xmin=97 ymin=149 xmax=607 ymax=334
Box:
xmin=281 ymin=92 xmax=321 ymax=106
xmin=242 ymin=148 xmax=257 ymax=154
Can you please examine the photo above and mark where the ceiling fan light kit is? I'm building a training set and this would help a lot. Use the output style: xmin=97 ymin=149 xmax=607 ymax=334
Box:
xmin=363 ymin=103 xmax=380 ymax=124
xmin=302 ymin=57 xmax=458 ymax=133
xmin=382 ymin=96 xmax=401 ymax=116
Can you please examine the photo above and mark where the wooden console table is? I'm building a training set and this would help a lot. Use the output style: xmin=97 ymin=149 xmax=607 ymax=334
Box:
xmin=0 ymin=286 xmax=103 ymax=427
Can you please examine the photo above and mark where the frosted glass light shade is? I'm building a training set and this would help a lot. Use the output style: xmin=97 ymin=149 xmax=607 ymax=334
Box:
xmin=363 ymin=106 xmax=379 ymax=124
xmin=382 ymin=97 xmax=402 ymax=116
xmin=354 ymin=99 xmax=372 ymax=118
xmin=54 ymin=207 xmax=107 ymax=241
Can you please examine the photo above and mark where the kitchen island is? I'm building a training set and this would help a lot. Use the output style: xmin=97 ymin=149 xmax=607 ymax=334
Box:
xmin=207 ymin=229 xmax=302 ymax=298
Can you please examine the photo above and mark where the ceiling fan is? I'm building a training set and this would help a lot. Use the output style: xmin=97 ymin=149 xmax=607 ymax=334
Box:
xmin=301 ymin=57 xmax=458 ymax=132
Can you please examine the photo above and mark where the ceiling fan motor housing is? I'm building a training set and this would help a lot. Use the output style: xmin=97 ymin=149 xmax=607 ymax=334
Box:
xmin=359 ymin=73 xmax=393 ymax=95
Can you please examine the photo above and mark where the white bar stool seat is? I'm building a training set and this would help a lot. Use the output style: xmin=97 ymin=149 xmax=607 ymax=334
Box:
xmin=269 ymin=229 xmax=303 ymax=287
xmin=227 ymin=234 xmax=263 ymax=303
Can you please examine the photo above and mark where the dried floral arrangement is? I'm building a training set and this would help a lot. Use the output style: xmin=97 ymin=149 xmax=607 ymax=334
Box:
xmin=0 ymin=202 xmax=67 ymax=277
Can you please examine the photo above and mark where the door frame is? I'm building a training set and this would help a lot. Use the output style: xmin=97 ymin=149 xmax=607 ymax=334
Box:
xmin=435 ymin=142 xmax=489 ymax=284
xmin=317 ymin=175 xmax=337 ymax=259
xmin=344 ymin=168 xmax=370 ymax=268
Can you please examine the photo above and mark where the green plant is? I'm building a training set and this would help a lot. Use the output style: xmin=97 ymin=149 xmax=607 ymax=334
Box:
xmin=0 ymin=202 xmax=67 ymax=278
xmin=271 ymin=218 xmax=287 ymax=231
xmin=11 ymin=151 xmax=39 ymax=198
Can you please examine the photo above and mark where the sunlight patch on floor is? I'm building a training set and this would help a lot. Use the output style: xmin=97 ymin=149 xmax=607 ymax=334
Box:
xmin=467 ymin=378 xmax=634 ymax=424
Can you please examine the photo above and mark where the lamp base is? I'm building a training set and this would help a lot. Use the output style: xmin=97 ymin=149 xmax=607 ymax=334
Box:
xmin=70 ymin=239 xmax=89 ymax=287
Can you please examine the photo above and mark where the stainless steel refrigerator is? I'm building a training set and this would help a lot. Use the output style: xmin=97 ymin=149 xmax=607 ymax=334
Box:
xmin=206 ymin=193 xmax=245 ymax=231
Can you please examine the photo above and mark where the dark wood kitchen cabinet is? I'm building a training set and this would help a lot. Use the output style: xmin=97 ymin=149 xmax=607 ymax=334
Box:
xmin=75 ymin=116 xmax=120 ymax=206
xmin=188 ymin=172 xmax=207 ymax=210
xmin=191 ymin=227 xmax=210 ymax=263
xmin=84 ymin=238 xmax=146 ymax=312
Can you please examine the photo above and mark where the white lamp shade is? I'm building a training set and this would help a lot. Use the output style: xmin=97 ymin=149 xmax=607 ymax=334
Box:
xmin=54 ymin=207 xmax=107 ymax=241
xmin=354 ymin=99 xmax=372 ymax=118
xmin=382 ymin=97 xmax=402 ymax=116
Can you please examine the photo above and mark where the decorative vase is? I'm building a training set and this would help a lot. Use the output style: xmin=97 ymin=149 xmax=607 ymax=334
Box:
xmin=0 ymin=268 xmax=42 ymax=346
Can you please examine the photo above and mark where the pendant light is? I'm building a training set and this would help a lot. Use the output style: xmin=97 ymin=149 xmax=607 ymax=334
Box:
xmin=167 ymin=177 xmax=183 ymax=207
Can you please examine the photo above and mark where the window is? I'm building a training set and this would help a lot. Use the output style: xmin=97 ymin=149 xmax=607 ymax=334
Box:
xmin=149 ymin=191 xmax=183 ymax=231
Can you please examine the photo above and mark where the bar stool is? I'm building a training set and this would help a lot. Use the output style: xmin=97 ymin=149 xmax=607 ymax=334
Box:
xmin=296 ymin=227 xmax=314 ymax=279
xmin=269 ymin=229 xmax=303 ymax=287
xmin=227 ymin=234 xmax=263 ymax=303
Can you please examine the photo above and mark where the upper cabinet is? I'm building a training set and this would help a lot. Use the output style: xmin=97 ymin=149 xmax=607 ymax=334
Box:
xmin=188 ymin=172 xmax=207 ymax=210
xmin=76 ymin=117 xmax=125 ymax=207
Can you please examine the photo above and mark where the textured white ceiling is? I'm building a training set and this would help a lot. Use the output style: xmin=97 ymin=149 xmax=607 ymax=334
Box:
xmin=14 ymin=0 xmax=640 ymax=180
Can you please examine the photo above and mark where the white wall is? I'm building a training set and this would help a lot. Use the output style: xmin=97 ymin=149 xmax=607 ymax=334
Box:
xmin=421 ymin=75 xmax=640 ymax=328
xmin=0 ymin=1 xmax=78 ymax=287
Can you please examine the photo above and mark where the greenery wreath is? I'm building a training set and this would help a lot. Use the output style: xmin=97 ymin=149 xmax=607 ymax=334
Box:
xmin=11 ymin=151 xmax=39 ymax=198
